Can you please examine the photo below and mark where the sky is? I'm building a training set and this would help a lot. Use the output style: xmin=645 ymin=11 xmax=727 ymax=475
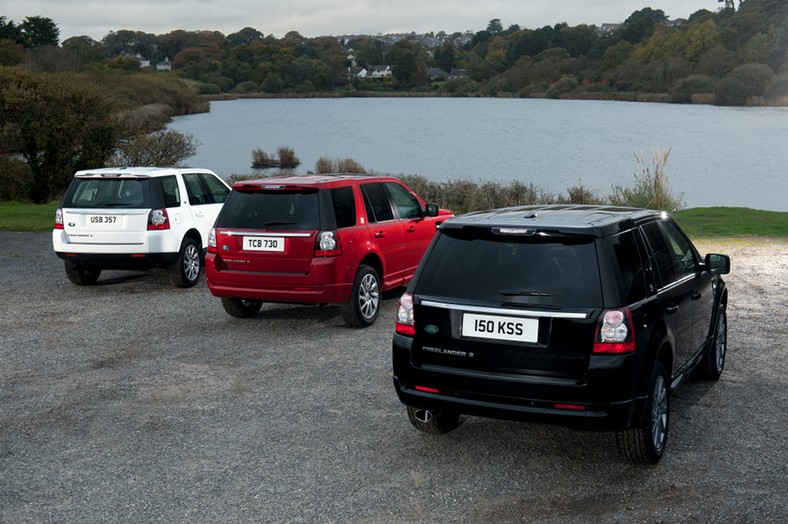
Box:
xmin=2 ymin=1 xmax=720 ymax=42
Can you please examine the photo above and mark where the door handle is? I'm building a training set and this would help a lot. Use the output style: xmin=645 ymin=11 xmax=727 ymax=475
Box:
xmin=665 ymin=306 xmax=679 ymax=315
xmin=691 ymin=291 xmax=702 ymax=300
xmin=406 ymin=225 xmax=416 ymax=232
xmin=195 ymin=211 xmax=204 ymax=217
xmin=375 ymin=231 xmax=385 ymax=238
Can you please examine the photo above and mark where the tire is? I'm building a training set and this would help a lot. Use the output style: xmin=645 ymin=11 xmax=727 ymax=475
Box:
xmin=616 ymin=362 xmax=670 ymax=465
xmin=64 ymin=261 xmax=101 ymax=285
xmin=339 ymin=265 xmax=380 ymax=328
xmin=697 ymin=305 xmax=727 ymax=381
xmin=406 ymin=406 xmax=461 ymax=434
xmin=221 ymin=298 xmax=263 ymax=318
xmin=169 ymin=238 xmax=201 ymax=288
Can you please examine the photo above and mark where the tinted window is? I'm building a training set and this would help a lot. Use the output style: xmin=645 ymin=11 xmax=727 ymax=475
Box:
xmin=385 ymin=182 xmax=421 ymax=219
xmin=361 ymin=183 xmax=394 ymax=223
xmin=661 ymin=221 xmax=697 ymax=278
xmin=202 ymin=173 xmax=230 ymax=203
xmin=641 ymin=220 xmax=696 ymax=286
xmin=182 ymin=173 xmax=209 ymax=205
xmin=215 ymin=190 xmax=320 ymax=230
xmin=605 ymin=230 xmax=648 ymax=304
xmin=160 ymin=175 xmax=180 ymax=207
xmin=63 ymin=178 xmax=150 ymax=209
xmin=415 ymin=230 xmax=603 ymax=308
xmin=331 ymin=186 xmax=356 ymax=228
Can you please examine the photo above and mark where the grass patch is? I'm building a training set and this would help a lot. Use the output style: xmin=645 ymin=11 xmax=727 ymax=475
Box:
xmin=0 ymin=201 xmax=59 ymax=231
xmin=673 ymin=207 xmax=788 ymax=238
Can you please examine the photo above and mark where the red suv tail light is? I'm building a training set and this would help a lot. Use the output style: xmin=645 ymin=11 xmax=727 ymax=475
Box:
xmin=396 ymin=292 xmax=416 ymax=336
xmin=54 ymin=208 xmax=64 ymax=230
xmin=593 ymin=308 xmax=636 ymax=354
xmin=314 ymin=230 xmax=341 ymax=257
xmin=147 ymin=209 xmax=170 ymax=231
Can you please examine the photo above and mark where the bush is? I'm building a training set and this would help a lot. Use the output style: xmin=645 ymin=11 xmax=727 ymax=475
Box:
xmin=277 ymin=146 xmax=300 ymax=169
xmin=108 ymin=130 xmax=199 ymax=167
xmin=609 ymin=148 xmax=684 ymax=212
xmin=314 ymin=157 xmax=367 ymax=174
xmin=0 ymin=157 xmax=33 ymax=201
xmin=714 ymin=63 xmax=774 ymax=106
xmin=546 ymin=75 xmax=579 ymax=99
xmin=251 ymin=148 xmax=277 ymax=168
xmin=670 ymin=75 xmax=717 ymax=103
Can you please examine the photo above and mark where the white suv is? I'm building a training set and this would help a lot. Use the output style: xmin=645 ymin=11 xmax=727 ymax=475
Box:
xmin=53 ymin=167 xmax=231 ymax=287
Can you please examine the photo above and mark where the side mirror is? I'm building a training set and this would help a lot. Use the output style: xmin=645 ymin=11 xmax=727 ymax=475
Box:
xmin=705 ymin=253 xmax=730 ymax=274
xmin=425 ymin=203 xmax=439 ymax=217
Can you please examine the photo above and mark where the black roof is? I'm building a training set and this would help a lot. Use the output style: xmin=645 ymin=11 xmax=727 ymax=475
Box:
xmin=442 ymin=205 xmax=665 ymax=237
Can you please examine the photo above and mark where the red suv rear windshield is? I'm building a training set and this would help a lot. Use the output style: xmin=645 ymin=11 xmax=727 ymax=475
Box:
xmin=215 ymin=189 xmax=320 ymax=230
xmin=414 ymin=229 xmax=603 ymax=308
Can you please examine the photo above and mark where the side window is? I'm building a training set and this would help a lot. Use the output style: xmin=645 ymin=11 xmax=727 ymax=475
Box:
xmin=607 ymin=230 xmax=648 ymax=304
xmin=201 ymin=173 xmax=230 ymax=204
xmin=330 ymin=186 xmax=356 ymax=228
xmin=360 ymin=183 xmax=394 ymax=223
xmin=160 ymin=175 xmax=180 ymax=208
xmin=385 ymin=182 xmax=421 ymax=219
xmin=660 ymin=220 xmax=697 ymax=278
xmin=641 ymin=222 xmax=675 ymax=287
xmin=182 ymin=173 xmax=206 ymax=205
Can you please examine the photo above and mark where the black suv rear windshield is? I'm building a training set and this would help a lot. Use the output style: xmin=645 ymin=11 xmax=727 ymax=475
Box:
xmin=63 ymin=178 xmax=152 ymax=209
xmin=216 ymin=190 xmax=320 ymax=230
xmin=414 ymin=229 xmax=603 ymax=308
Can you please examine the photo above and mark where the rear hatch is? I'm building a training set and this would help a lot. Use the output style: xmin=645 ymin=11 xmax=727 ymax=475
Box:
xmin=60 ymin=176 xmax=152 ymax=245
xmin=212 ymin=187 xmax=324 ymax=275
xmin=410 ymin=227 xmax=603 ymax=381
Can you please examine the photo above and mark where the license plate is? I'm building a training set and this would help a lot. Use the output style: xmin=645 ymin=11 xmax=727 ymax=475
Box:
xmin=244 ymin=236 xmax=285 ymax=252
xmin=89 ymin=215 xmax=119 ymax=225
xmin=462 ymin=313 xmax=539 ymax=343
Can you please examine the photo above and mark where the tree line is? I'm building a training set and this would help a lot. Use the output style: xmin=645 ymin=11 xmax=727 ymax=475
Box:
xmin=1 ymin=0 xmax=786 ymax=203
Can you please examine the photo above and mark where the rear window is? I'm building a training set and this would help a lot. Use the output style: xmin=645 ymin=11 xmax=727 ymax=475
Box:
xmin=215 ymin=190 xmax=320 ymax=230
xmin=414 ymin=229 xmax=603 ymax=308
xmin=63 ymin=178 xmax=151 ymax=209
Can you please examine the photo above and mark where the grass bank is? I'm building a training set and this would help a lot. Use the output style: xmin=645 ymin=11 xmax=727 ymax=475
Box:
xmin=0 ymin=201 xmax=785 ymax=238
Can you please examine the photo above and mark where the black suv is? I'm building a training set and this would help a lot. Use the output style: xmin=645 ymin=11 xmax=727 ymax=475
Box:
xmin=392 ymin=205 xmax=730 ymax=463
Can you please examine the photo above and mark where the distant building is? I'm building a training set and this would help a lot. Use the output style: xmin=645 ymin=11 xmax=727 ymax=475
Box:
xmin=368 ymin=65 xmax=392 ymax=79
xmin=597 ymin=23 xmax=623 ymax=35
xmin=156 ymin=57 xmax=172 ymax=71
xmin=427 ymin=67 xmax=449 ymax=81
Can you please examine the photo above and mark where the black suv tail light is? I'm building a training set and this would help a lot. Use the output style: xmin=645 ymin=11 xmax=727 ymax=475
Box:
xmin=147 ymin=209 xmax=170 ymax=231
xmin=395 ymin=292 xmax=415 ymax=336
xmin=593 ymin=308 xmax=636 ymax=354
xmin=314 ymin=230 xmax=341 ymax=257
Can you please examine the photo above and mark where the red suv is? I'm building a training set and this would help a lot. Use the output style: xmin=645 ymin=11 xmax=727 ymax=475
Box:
xmin=205 ymin=175 xmax=451 ymax=327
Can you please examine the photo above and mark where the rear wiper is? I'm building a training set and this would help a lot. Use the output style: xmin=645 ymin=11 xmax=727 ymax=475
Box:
xmin=499 ymin=290 xmax=556 ymax=297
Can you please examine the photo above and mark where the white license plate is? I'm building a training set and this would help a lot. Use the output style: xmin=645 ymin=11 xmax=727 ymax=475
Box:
xmin=88 ymin=215 xmax=119 ymax=225
xmin=244 ymin=236 xmax=285 ymax=252
xmin=462 ymin=313 xmax=539 ymax=343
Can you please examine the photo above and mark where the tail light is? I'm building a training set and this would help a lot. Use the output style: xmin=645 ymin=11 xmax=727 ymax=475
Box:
xmin=396 ymin=292 xmax=415 ymax=336
xmin=54 ymin=208 xmax=64 ymax=230
xmin=593 ymin=308 xmax=636 ymax=354
xmin=314 ymin=230 xmax=341 ymax=257
xmin=147 ymin=209 xmax=170 ymax=231
xmin=207 ymin=228 xmax=217 ymax=254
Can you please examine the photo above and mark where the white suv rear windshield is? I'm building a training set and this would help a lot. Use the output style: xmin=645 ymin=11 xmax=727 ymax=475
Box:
xmin=63 ymin=178 xmax=151 ymax=209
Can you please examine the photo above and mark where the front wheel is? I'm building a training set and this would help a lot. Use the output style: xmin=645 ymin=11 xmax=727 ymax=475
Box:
xmin=221 ymin=298 xmax=263 ymax=318
xmin=339 ymin=265 xmax=380 ymax=328
xmin=406 ymin=406 xmax=461 ymax=434
xmin=64 ymin=261 xmax=101 ymax=285
xmin=697 ymin=305 xmax=727 ymax=381
xmin=169 ymin=238 xmax=201 ymax=288
xmin=616 ymin=362 xmax=670 ymax=464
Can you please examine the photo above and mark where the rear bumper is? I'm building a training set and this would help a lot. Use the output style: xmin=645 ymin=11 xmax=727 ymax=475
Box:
xmin=55 ymin=251 xmax=179 ymax=270
xmin=392 ymin=333 xmax=647 ymax=431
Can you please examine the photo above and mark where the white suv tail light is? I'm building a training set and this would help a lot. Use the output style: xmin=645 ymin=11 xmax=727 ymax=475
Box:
xmin=54 ymin=208 xmax=64 ymax=230
xmin=147 ymin=209 xmax=170 ymax=231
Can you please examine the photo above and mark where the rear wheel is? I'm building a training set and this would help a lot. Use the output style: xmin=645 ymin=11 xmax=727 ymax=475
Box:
xmin=697 ymin=305 xmax=727 ymax=381
xmin=406 ymin=406 xmax=461 ymax=434
xmin=339 ymin=265 xmax=380 ymax=327
xmin=169 ymin=238 xmax=201 ymax=288
xmin=221 ymin=298 xmax=263 ymax=318
xmin=64 ymin=261 xmax=101 ymax=285
xmin=616 ymin=362 xmax=670 ymax=464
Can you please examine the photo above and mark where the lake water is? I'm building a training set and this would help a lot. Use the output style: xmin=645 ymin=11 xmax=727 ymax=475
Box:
xmin=168 ymin=98 xmax=788 ymax=211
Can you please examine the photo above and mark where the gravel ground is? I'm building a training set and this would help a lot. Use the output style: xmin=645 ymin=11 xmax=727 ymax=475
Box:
xmin=0 ymin=232 xmax=786 ymax=523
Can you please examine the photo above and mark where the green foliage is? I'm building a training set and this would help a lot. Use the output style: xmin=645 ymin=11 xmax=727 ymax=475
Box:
xmin=0 ymin=157 xmax=33 ymax=201
xmin=314 ymin=157 xmax=367 ymax=174
xmin=609 ymin=149 xmax=685 ymax=212
xmin=670 ymin=74 xmax=717 ymax=102
xmin=109 ymin=130 xmax=198 ymax=167
xmin=674 ymin=207 xmax=788 ymax=237
xmin=714 ymin=62 xmax=774 ymax=105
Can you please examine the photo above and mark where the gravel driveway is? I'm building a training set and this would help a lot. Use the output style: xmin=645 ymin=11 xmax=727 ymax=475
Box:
xmin=1 ymin=232 xmax=786 ymax=523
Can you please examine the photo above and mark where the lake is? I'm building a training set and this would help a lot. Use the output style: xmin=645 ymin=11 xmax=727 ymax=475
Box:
xmin=168 ymin=98 xmax=788 ymax=212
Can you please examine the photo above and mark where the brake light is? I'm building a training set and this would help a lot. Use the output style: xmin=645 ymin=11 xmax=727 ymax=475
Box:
xmin=147 ymin=209 xmax=170 ymax=231
xmin=314 ymin=230 xmax=341 ymax=257
xmin=396 ymin=292 xmax=416 ymax=336
xmin=54 ymin=209 xmax=64 ymax=229
xmin=593 ymin=308 xmax=636 ymax=354
xmin=207 ymin=228 xmax=217 ymax=254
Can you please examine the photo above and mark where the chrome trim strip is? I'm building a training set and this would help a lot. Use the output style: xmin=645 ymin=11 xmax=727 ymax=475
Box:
xmin=420 ymin=300 xmax=589 ymax=319
xmin=222 ymin=231 xmax=311 ymax=238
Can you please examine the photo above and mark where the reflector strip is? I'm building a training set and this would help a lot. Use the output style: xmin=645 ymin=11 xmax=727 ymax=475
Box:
xmin=415 ymin=385 xmax=439 ymax=394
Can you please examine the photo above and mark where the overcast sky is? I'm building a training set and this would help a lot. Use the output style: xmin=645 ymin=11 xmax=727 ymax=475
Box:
xmin=3 ymin=1 xmax=719 ymax=42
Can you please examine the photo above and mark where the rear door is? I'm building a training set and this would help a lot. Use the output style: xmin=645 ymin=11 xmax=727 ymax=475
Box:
xmin=181 ymin=172 xmax=231 ymax=240
xmin=383 ymin=181 xmax=437 ymax=277
xmin=360 ymin=183 xmax=407 ymax=286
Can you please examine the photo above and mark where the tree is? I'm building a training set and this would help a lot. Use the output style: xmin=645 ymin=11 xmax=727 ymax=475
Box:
xmin=227 ymin=27 xmax=264 ymax=48
xmin=487 ymin=19 xmax=503 ymax=34
xmin=0 ymin=69 xmax=116 ymax=203
xmin=19 ymin=16 xmax=60 ymax=47
xmin=0 ymin=16 xmax=21 ymax=42
xmin=714 ymin=62 xmax=774 ymax=104
xmin=109 ymin=130 xmax=198 ymax=167
xmin=621 ymin=8 xmax=667 ymax=44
